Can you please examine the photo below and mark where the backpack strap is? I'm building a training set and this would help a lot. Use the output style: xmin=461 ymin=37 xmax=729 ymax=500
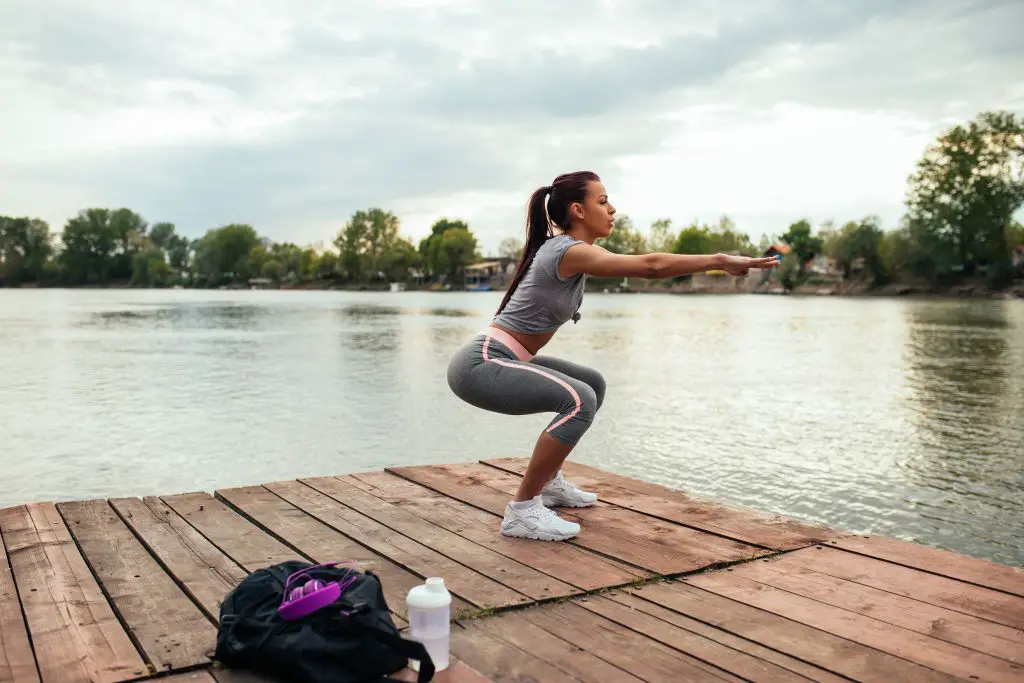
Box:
xmin=361 ymin=628 xmax=436 ymax=682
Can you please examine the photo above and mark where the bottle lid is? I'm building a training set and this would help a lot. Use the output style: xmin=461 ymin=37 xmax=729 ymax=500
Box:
xmin=407 ymin=577 xmax=452 ymax=609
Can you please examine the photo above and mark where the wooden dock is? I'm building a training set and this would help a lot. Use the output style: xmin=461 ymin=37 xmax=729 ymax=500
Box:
xmin=1 ymin=457 xmax=1022 ymax=682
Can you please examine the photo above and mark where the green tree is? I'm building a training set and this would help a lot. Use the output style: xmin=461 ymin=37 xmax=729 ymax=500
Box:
xmin=316 ymin=251 xmax=339 ymax=279
xmin=0 ymin=216 xmax=53 ymax=285
xmin=419 ymin=218 xmax=471 ymax=280
xmin=904 ymin=110 xmax=1024 ymax=283
xmin=672 ymin=222 xmax=715 ymax=255
xmin=380 ymin=237 xmax=422 ymax=282
xmin=436 ymin=228 xmax=478 ymax=282
xmin=708 ymin=215 xmax=757 ymax=255
xmin=777 ymin=251 xmax=801 ymax=291
xmin=646 ymin=218 xmax=675 ymax=253
xmin=597 ymin=216 xmax=646 ymax=254
xmin=780 ymin=219 xmax=824 ymax=274
xmin=190 ymin=224 xmax=261 ymax=284
xmin=829 ymin=217 xmax=887 ymax=284
xmin=335 ymin=208 xmax=401 ymax=282
xmin=131 ymin=248 xmax=173 ymax=287
xmin=261 ymin=259 xmax=284 ymax=282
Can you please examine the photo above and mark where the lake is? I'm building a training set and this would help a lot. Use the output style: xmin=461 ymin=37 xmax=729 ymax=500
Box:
xmin=1 ymin=289 xmax=1021 ymax=568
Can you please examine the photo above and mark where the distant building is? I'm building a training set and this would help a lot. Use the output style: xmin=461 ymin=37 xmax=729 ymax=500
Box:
xmin=464 ymin=259 xmax=515 ymax=291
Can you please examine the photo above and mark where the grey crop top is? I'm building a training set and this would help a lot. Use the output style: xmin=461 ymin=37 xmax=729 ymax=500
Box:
xmin=493 ymin=234 xmax=586 ymax=334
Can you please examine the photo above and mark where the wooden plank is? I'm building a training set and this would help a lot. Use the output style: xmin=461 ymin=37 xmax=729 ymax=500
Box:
xmin=0 ymin=504 xmax=147 ymax=683
xmin=829 ymin=535 xmax=1024 ymax=598
xmin=58 ymin=499 xmax=217 ymax=674
xmin=598 ymin=589 xmax=848 ymax=683
xmin=684 ymin=571 xmax=1023 ymax=683
xmin=347 ymin=471 xmax=651 ymax=590
xmin=0 ymin=516 xmax=39 ymax=683
xmin=161 ymin=492 xmax=300 ymax=570
xmin=110 ymin=497 xmax=248 ymax=622
xmin=779 ymin=546 xmax=1024 ymax=630
xmin=451 ymin=621 xmax=592 ymax=683
xmin=484 ymin=457 xmax=839 ymax=549
xmin=734 ymin=556 xmax=1024 ymax=664
xmin=631 ymin=580 xmax=959 ymax=682
xmin=264 ymin=480 xmax=532 ymax=611
xmin=391 ymin=463 xmax=766 ymax=575
xmin=304 ymin=475 xmax=580 ymax=601
xmin=470 ymin=612 xmax=646 ymax=683
xmin=213 ymin=485 xmax=467 ymax=621
xmin=520 ymin=601 xmax=742 ymax=681
xmin=579 ymin=594 xmax=822 ymax=682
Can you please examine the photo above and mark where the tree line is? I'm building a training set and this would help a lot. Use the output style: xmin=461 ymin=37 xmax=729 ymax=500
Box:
xmin=593 ymin=110 xmax=1024 ymax=291
xmin=1 ymin=109 xmax=1021 ymax=290
xmin=0 ymin=208 xmax=485 ymax=288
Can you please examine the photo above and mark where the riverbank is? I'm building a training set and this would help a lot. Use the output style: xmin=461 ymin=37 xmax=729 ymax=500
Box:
xmin=10 ymin=277 xmax=1024 ymax=299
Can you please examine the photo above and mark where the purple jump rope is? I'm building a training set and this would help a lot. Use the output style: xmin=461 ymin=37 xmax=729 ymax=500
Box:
xmin=278 ymin=561 xmax=360 ymax=621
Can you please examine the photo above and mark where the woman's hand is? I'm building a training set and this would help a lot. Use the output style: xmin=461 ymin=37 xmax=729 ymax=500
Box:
xmin=719 ymin=254 xmax=781 ymax=276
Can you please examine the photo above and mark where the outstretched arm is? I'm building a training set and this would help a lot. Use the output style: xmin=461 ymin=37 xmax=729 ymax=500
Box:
xmin=559 ymin=243 xmax=779 ymax=279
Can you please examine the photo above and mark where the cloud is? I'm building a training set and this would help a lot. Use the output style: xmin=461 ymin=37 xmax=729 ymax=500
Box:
xmin=1 ymin=0 xmax=1021 ymax=253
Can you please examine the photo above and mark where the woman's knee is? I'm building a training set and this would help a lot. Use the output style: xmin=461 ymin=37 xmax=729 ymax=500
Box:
xmin=589 ymin=370 xmax=606 ymax=410
xmin=547 ymin=383 xmax=598 ymax=445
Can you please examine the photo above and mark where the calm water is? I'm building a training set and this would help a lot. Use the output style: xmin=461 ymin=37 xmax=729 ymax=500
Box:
xmin=1 ymin=289 xmax=1022 ymax=567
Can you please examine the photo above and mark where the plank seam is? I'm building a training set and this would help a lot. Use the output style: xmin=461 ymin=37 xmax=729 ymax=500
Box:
xmin=210 ymin=491 xmax=318 ymax=565
xmin=618 ymin=584 xmax=861 ymax=682
xmin=678 ymin=571 xmax=1016 ymax=680
xmin=296 ymin=478 xmax=534 ymax=600
xmin=342 ymin=473 xmax=652 ymax=595
xmin=478 ymin=459 xmax=840 ymax=552
xmin=160 ymin=494 xmax=277 ymax=574
xmin=518 ymin=604 xmax=741 ymax=683
xmin=308 ymin=476 xmax=590 ymax=601
xmin=794 ymin=545 xmax=1024 ymax=629
xmin=108 ymin=499 xmax=241 ymax=626
xmin=733 ymin=559 xmax=1024 ymax=665
xmin=466 ymin=617 xmax=613 ymax=683
xmin=580 ymin=595 xmax=837 ymax=683
xmin=384 ymin=466 xmax=668 ymax=576
xmin=825 ymin=538 xmax=1024 ymax=598
xmin=0 ymin=513 xmax=43 ymax=683
xmin=53 ymin=502 xmax=158 ymax=677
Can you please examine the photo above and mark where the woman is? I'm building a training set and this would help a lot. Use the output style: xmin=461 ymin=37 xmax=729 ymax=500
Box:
xmin=447 ymin=171 xmax=779 ymax=541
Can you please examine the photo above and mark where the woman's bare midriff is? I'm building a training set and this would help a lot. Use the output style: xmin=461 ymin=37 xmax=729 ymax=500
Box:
xmin=488 ymin=322 xmax=555 ymax=356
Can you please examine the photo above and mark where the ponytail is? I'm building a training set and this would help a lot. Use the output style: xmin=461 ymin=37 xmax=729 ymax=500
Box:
xmin=495 ymin=185 xmax=553 ymax=315
xmin=494 ymin=171 xmax=599 ymax=316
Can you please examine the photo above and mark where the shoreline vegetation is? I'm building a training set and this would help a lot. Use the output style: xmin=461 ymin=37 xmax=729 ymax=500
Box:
xmin=3 ymin=110 xmax=1023 ymax=299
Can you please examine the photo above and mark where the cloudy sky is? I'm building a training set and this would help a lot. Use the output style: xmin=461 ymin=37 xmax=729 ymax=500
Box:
xmin=2 ymin=0 xmax=1021 ymax=254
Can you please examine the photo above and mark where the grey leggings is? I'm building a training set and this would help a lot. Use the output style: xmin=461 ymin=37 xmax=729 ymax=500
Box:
xmin=446 ymin=331 xmax=606 ymax=446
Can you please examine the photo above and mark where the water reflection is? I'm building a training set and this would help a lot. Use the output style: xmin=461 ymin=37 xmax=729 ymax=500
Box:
xmin=899 ymin=301 xmax=1024 ymax=558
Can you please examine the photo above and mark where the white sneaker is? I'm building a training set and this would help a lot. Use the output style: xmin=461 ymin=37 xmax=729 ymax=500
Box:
xmin=541 ymin=470 xmax=598 ymax=508
xmin=500 ymin=496 xmax=581 ymax=541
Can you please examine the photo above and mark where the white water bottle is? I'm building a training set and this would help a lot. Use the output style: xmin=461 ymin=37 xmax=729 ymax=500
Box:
xmin=406 ymin=577 xmax=451 ymax=672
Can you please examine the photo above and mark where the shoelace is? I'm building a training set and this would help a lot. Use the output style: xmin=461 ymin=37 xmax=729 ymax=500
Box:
xmin=531 ymin=504 xmax=563 ymax=525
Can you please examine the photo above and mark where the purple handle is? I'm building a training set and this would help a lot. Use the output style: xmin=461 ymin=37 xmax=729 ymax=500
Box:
xmin=283 ymin=561 xmax=355 ymax=593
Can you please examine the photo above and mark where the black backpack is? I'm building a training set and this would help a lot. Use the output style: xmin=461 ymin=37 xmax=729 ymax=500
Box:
xmin=213 ymin=560 xmax=435 ymax=682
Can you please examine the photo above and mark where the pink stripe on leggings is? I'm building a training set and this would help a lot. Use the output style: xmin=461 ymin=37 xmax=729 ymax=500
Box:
xmin=480 ymin=329 xmax=581 ymax=434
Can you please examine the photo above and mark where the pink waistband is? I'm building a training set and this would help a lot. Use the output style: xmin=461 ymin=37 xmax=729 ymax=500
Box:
xmin=480 ymin=326 xmax=535 ymax=361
